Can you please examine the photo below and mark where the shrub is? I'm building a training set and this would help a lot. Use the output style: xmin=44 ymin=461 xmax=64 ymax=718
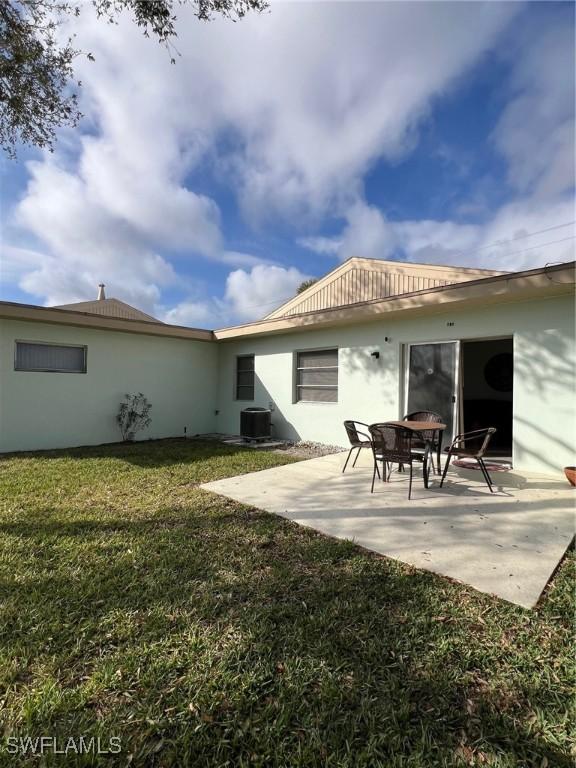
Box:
xmin=116 ymin=393 xmax=152 ymax=441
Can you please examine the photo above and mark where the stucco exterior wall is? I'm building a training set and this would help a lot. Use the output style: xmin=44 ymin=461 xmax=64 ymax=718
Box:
xmin=0 ymin=320 xmax=218 ymax=452
xmin=216 ymin=294 xmax=576 ymax=477
xmin=1 ymin=294 xmax=574 ymax=476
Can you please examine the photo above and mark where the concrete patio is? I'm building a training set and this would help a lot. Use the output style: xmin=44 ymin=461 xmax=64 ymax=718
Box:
xmin=202 ymin=450 xmax=575 ymax=608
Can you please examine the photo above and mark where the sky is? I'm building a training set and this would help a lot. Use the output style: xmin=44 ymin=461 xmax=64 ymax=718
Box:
xmin=1 ymin=0 xmax=574 ymax=327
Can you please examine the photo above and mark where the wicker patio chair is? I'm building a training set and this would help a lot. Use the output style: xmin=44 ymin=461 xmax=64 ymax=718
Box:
xmin=440 ymin=427 xmax=497 ymax=492
xmin=369 ymin=423 xmax=421 ymax=499
xmin=342 ymin=421 xmax=380 ymax=477
xmin=403 ymin=410 xmax=444 ymax=474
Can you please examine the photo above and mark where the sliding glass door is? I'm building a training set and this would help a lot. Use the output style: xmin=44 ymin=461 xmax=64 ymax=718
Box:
xmin=405 ymin=342 xmax=459 ymax=446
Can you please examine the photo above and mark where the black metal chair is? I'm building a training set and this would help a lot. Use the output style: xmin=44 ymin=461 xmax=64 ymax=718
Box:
xmin=403 ymin=410 xmax=444 ymax=474
xmin=440 ymin=427 xmax=497 ymax=492
xmin=369 ymin=423 xmax=419 ymax=499
xmin=342 ymin=421 xmax=379 ymax=476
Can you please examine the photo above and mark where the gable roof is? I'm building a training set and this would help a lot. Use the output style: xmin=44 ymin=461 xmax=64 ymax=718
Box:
xmin=265 ymin=257 xmax=506 ymax=319
xmin=54 ymin=298 xmax=161 ymax=323
xmin=216 ymin=261 xmax=575 ymax=339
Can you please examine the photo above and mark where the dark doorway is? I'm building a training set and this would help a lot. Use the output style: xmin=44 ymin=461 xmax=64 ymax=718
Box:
xmin=461 ymin=338 xmax=513 ymax=457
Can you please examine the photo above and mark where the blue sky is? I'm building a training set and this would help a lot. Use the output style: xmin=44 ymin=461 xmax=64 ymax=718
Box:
xmin=1 ymin=1 xmax=574 ymax=326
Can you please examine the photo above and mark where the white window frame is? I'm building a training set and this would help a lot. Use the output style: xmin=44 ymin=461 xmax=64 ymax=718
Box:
xmin=14 ymin=340 xmax=87 ymax=374
xmin=294 ymin=347 xmax=339 ymax=404
xmin=235 ymin=354 xmax=255 ymax=401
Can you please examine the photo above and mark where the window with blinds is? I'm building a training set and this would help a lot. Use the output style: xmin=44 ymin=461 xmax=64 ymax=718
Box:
xmin=295 ymin=348 xmax=338 ymax=402
xmin=236 ymin=355 xmax=255 ymax=400
xmin=15 ymin=341 xmax=87 ymax=373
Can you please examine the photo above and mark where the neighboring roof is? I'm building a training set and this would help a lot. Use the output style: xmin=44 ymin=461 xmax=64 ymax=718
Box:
xmin=55 ymin=297 xmax=161 ymax=323
xmin=215 ymin=261 xmax=575 ymax=340
xmin=265 ymin=257 xmax=506 ymax=319
xmin=0 ymin=300 xmax=214 ymax=342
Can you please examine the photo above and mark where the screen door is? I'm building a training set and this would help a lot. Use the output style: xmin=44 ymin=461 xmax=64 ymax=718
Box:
xmin=405 ymin=342 xmax=459 ymax=446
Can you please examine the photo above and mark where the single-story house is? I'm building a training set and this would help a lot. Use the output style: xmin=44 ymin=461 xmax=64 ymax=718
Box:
xmin=0 ymin=258 xmax=574 ymax=477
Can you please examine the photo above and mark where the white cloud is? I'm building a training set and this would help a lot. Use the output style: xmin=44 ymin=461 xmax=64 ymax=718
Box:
xmin=474 ymin=198 xmax=576 ymax=270
xmin=220 ymin=251 xmax=276 ymax=268
xmin=301 ymin=197 xmax=576 ymax=271
xmin=4 ymin=1 xmax=520 ymax=311
xmin=224 ymin=264 xmax=311 ymax=321
xmin=296 ymin=236 xmax=341 ymax=256
xmin=11 ymin=160 xmax=181 ymax=311
xmin=162 ymin=299 xmax=224 ymax=328
xmin=162 ymin=263 xmax=311 ymax=326
xmin=298 ymin=6 xmax=576 ymax=274
xmin=200 ymin=1 xmax=518 ymax=224
xmin=0 ymin=245 xmax=47 ymax=287
xmin=331 ymin=201 xmax=399 ymax=261
xmin=493 ymin=13 xmax=575 ymax=199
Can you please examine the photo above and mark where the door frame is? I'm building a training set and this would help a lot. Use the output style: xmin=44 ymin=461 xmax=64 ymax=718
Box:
xmin=459 ymin=335 xmax=514 ymax=457
xmin=402 ymin=335 xmax=514 ymax=453
xmin=403 ymin=340 xmax=461 ymax=441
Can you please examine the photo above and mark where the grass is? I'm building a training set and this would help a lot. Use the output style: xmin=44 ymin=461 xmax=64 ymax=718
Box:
xmin=0 ymin=439 xmax=573 ymax=767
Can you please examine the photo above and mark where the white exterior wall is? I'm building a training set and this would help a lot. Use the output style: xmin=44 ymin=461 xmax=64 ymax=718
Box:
xmin=0 ymin=320 xmax=218 ymax=452
xmin=1 ymin=294 xmax=574 ymax=476
xmin=216 ymin=295 xmax=576 ymax=477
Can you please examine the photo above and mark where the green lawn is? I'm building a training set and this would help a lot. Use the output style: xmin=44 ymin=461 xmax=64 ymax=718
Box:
xmin=0 ymin=439 xmax=573 ymax=767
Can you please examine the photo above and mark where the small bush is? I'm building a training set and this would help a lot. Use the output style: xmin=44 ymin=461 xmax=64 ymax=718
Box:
xmin=116 ymin=393 xmax=152 ymax=441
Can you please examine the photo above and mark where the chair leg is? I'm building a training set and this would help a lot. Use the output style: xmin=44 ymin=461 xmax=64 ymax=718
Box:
xmin=408 ymin=462 xmax=413 ymax=500
xmin=436 ymin=443 xmax=442 ymax=475
xmin=342 ymin=447 xmax=354 ymax=473
xmin=371 ymin=459 xmax=377 ymax=493
xmin=476 ymin=458 xmax=490 ymax=490
xmin=440 ymin=451 xmax=452 ymax=487
xmin=422 ymin=447 xmax=430 ymax=490
xmin=352 ymin=446 xmax=362 ymax=468
xmin=478 ymin=458 xmax=494 ymax=493
xmin=375 ymin=459 xmax=381 ymax=479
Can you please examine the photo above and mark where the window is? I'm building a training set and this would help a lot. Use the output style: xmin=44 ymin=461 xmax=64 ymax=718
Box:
xmin=296 ymin=348 xmax=338 ymax=402
xmin=236 ymin=355 xmax=255 ymax=400
xmin=15 ymin=341 xmax=87 ymax=373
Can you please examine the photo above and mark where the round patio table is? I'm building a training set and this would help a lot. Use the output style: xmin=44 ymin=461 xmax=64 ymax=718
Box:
xmin=384 ymin=420 xmax=446 ymax=488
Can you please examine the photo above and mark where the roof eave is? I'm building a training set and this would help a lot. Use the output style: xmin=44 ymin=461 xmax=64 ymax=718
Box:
xmin=0 ymin=301 xmax=215 ymax=341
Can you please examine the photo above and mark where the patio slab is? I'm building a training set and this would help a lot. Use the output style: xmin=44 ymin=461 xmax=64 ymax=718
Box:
xmin=201 ymin=450 xmax=575 ymax=608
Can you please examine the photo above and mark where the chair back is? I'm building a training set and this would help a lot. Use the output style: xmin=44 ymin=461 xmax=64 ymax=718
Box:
xmin=403 ymin=410 xmax=443 ymax=442
xmin=343 ymin=420 xmax=371 ymax=447
xmin=369 ymin=423 xmax=412 ymax=463
xmin=458 ymin=427 xmax=497 ymax=457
